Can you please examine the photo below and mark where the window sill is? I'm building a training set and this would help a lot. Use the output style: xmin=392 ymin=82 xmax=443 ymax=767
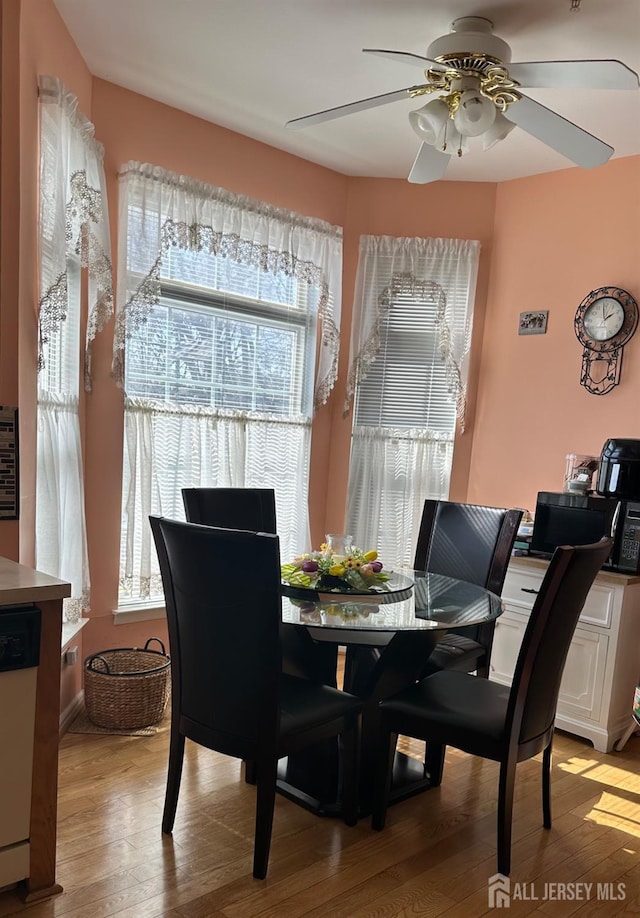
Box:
xmin=62 ymin=617 xmax=89 ymax=651
xmin=113 ymin=602 xmax=166 ymax=625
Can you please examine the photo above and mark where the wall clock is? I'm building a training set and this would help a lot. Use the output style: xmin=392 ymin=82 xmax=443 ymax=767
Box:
xmin=574 ymin=286 xmax=638 ymax=395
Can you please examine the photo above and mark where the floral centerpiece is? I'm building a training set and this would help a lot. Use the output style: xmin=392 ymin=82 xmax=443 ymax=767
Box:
xmin=281 ymin=538 xmax=390 ymax=593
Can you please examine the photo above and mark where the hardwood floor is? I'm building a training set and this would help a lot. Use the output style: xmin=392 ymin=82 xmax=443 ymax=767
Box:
xmin=1 ymin=720 xmax=639 ymax=917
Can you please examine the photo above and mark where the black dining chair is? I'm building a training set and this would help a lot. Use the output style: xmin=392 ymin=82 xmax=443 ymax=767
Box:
xmin=150 ymin=516 xmax=363 ymax=879
xmin=182 ymin=487 xmax=277 ymax=532
xmin=414 ymin=500 xmax=523 ymax=679
xmin=182 ymin=485 xmax=328 ymax=691
xmin=372 ymin=536 xmax=612 ymax=876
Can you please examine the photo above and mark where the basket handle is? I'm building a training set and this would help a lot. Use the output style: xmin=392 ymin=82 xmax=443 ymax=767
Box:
xmin=143 ymin=637 xmax=167 ymax=655
xmin=86 ymin=653 xmax=111 ymax=674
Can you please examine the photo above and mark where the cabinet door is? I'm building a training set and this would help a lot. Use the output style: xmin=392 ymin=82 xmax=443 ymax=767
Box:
xmin=489 ymin=613 xmax=527 ymax=685
xmin=557 ymin=628 xmax=608 ymax=722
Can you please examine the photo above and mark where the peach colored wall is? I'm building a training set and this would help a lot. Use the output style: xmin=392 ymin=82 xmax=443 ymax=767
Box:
xmin=0 ymin=0 xmax=22 ymax=560
xmin=468 ymin=156 xmax=640 ymax=516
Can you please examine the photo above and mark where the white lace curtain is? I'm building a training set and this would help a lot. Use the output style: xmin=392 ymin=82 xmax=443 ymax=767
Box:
xmin=345 ymin=235 xmax=480 ymax=567
xmin=113 ymin=162 xmax=343 ymax=410
xmin=345 ymin=235 xmax=480 ymax=431
xmin=120 ymin=401 xmax=312 ymax=601
xmin=36 ymin=75 xmax=113 ymax=621
xmin=115 ymin=163 xmax=343 ymax=602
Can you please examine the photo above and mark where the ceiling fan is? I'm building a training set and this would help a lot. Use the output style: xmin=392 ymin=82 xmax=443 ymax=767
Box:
xmin=286 ymin=17 xmax=640 ymax=183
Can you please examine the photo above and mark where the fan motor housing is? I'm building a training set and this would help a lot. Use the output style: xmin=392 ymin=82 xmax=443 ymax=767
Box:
xmin=427 ymin=17 xmax=512 ymax=65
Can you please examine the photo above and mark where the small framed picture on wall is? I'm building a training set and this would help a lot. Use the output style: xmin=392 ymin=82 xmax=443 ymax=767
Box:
xmin=518 ymin=310 xmax=548 ymax=335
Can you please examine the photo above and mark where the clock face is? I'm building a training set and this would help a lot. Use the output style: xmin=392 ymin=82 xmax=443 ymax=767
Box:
xmin=583 ymin=297 xmax=626 ymax=341
xmin=574 ymin=286 xmax=639 ymax=395
xmin=575 ymin=286 xmax=639 ymax=352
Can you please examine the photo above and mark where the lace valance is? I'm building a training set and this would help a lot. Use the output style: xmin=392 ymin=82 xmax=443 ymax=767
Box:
xmin=344 ymin=234 xmax=480 ymax=432
xmin=38 ymin=75 xmax=113 ymax=390
xmin=114 ymin=162 xmax=343 ymax=411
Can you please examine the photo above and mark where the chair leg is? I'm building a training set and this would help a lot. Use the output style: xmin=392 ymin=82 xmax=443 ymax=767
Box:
xmin=340 ymin=712 xmax=361 ymax=827
xmin=497 ymin=757 xmax=517 ymax=876
xmin=371 ymin=729 xmax=398 ymax=831
xmin=542 ymin=742 xmax=552 ymax=829
xmin=425 ymin=743 xmax=446 ymax=787
xmin=253 ymin=757 xmax=278 ymax=880
xmin=162 ymin=730 xmax=186 ymax=834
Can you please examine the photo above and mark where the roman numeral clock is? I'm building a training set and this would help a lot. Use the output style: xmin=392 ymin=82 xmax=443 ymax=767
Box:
xmin=574 ymin=287 xmax=639 ymax=395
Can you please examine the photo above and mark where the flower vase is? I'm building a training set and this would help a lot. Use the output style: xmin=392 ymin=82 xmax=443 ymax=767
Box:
xmin=325 ymin=533 xmax=353 ymax=558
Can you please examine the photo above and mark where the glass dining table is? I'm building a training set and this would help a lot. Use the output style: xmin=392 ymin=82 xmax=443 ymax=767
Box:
xmin=278 ymin=570 xmax=503 ymax=817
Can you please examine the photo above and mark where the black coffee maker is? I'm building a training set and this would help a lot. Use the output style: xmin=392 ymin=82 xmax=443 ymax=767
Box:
xmin=596 ymin=438 xmax=640 ymax=499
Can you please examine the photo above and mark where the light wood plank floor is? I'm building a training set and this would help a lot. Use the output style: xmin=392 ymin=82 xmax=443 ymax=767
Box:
xmin=1 ymin=719 xmax=639 ymax=917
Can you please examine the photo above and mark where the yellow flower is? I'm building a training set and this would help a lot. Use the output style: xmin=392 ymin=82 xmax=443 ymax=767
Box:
xmin=329 ymin=563 xmax=345 ymax=576
xmin=363 ymin=550 xmax=378 ymax=562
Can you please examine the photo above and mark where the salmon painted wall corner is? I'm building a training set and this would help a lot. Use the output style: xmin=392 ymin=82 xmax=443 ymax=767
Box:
xmin=468 ymin=155 xmax=640 ymax=518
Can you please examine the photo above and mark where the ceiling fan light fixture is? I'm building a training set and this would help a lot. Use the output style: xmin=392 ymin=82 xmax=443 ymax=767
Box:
xmin=438 ymin=121 xmax=470 ymax=156
xmin=482 ymin=110 xmax=516 ymax=150
xmin=453 ymin=89 xmax=497 ymax=137
xmin=409 ymin=98 xmax=449 ymax=145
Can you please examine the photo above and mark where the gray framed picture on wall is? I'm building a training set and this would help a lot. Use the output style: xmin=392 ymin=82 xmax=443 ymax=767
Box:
xmin=518 ymin=310 xmax=548 ymax=335
xmin=0 ymin=407 xmax=19 ymax=519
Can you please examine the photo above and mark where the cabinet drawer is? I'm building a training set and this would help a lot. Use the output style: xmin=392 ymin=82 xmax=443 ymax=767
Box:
xmin=503 ymin=566 xmax=615 ymax=628
xmin=579 ymin=583 xmax=614 ymax=628
xmin=502 ymin=568 xmax=542 ymax=610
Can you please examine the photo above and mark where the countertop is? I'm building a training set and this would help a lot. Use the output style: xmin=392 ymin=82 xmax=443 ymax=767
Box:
xmin=510 ymin=552 xmax=640 ymax=586
xmin=0 ymin=556 xmax=71 ymax=605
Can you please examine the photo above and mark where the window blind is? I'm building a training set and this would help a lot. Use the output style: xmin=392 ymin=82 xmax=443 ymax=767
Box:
xmin=346 ymin=235 xmax=480 ymax=567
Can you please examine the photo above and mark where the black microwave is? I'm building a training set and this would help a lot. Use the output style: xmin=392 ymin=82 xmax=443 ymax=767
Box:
xmin=530 ymin=491 xmax=640 ymax=574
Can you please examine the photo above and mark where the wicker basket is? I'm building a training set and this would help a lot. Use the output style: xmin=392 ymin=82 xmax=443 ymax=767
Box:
xmin=84 ymin=638 xmax=171 ymax=729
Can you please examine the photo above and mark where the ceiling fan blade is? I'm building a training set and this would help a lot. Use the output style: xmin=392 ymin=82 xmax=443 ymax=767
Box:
xmin=507 ymin=94 xmax=614 ymax=168
xmin=286 ymin=86 xmax=418 ymax=129
xmin=363 ymin=48 xmax=447 ymax=72
xmin=408 ymin=143 xmax=450 ymax=184
xmin=508 ymin=59 xmax=640 ymax=90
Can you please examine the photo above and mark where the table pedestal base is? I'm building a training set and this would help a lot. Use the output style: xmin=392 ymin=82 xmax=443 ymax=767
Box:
xmin=277 ymin=748 xmax=435 ymax=818
xmin=277 ymin=630 xmax=443 ymax=817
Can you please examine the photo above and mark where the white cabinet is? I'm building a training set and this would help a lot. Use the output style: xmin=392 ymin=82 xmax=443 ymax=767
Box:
xmin=491 ymin=556 xmax=640 ymax=753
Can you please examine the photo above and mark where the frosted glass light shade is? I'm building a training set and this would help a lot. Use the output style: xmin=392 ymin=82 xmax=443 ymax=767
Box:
xmin=482 ymin=111 xmax=516 ymax=149
xmin=409 ymin=99 xmax=450 ymax=145
xmin=453 ymin=89 xmax=497 ymax=137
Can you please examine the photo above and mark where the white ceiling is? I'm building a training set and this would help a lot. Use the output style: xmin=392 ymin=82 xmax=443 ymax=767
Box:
xmin=53 ymin=0 xmax=640 ymax=183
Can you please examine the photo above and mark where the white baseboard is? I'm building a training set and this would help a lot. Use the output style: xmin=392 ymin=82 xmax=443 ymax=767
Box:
xmin=59 ymin=690 xmax=84 ymax=737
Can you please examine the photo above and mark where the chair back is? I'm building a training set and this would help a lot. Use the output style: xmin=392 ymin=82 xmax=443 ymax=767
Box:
xmin=510 ymin=537 xmax=612 ymax=747
xmin=150 ymin=516 xmax=282 ymax=757
xmin=413 ymin=500 xmax=523 ymax=595
xmin=182 ymin=487 xmax=277 ymax=533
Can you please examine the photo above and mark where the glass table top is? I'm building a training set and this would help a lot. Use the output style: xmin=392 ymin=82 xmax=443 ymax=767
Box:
xmin=281 ymin=570 xmax=503 ymax=633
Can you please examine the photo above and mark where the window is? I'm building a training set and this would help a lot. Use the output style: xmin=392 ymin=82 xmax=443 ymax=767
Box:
xmin=36 ymin=76 xmax=113 ymax=623
xmin=345 ymin=236 xmax=480 ymax=567
xmin=116 ymin=163 xmax=343 ymax=605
